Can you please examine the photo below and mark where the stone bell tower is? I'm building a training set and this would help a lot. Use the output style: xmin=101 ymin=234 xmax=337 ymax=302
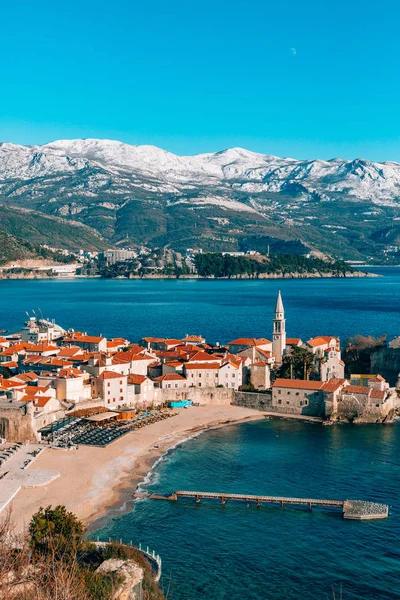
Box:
xmin=272 ymin=290 xmax=286 ymax=365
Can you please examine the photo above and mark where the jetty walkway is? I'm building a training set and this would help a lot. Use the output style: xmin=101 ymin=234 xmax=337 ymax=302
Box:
xmin=150 ymin=490 xmax=389 ymax=520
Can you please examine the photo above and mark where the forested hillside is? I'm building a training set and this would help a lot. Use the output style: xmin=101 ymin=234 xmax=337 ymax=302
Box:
xmin=194 ymin=253 xmax=355 ymax=278
xmin=0 ymin=205 xmax=108 ymax=262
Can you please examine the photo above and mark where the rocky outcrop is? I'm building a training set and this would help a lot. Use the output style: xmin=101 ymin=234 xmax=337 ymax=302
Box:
xmin=96 ymin=559 xmax=144 ymax=600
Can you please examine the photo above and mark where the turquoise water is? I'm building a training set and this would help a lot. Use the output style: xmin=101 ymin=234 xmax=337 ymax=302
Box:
xmin=94 ymin=419 xmax=400 ymax=600
xmin=1 ymin=270 xmax=399 ymax=597
xmin=0 ymin=267 xmax=399 ymax=343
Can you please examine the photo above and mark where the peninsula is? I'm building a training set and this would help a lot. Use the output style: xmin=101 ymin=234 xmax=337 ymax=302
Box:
xmin=0 ymin=292 xmax=398 ymax=530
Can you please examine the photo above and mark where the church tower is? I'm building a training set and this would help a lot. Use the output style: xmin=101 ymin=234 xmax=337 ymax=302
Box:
xmin=272 ymin=290 xmax=286 ymax=364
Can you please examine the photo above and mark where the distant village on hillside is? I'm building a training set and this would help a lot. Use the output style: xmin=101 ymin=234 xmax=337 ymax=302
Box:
xmin=0 ymin=292 xmax=398 ymax=444
xmin=0 ymin=246 xmax=361 ymax=280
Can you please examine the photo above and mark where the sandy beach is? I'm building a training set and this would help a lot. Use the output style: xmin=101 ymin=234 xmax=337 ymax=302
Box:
xmin=9 ymin=406 xmax=264 ymax=533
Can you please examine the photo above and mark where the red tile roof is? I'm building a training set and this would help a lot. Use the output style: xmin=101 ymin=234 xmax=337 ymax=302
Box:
xmin=58 ymin=367 xmax=85 ymax=378
xmin=343 ymin=385 xmax=370 ymax=394
xmin=12 ymin=372 xmax=39 ymax=382
xmin=307 ymin=336 xmax=338 ymax=348
xmin=155 ymin=373 xmax=186 ymax=381
xmin=184 ymin=362 xmax=220 ymax=370
xmin=368 ymin=375 xmax=386 ymax=382
xmin=75 ymin=335 xmax=105 ymax=344
xmin=370 ymin=389 xmax=386 ymax=400
xmin=322 ymin=378 xmax=347 ymax=392
xmin=33 ymin=396 xmax=53 ymax=407
xmin=181 ymin=335 xmax=205 ymax=343
xmin=190 ymin=351 xmax=220 ymax=362
xmin=229 ymin=338 xmax=272 ymax=347
xmin=273 ymin=378 xmax=325 ymax=390
xmin=128 ymin=374 xmax=148 ymax=385
xmin=98 ymin=371 xmax=127 ymax=380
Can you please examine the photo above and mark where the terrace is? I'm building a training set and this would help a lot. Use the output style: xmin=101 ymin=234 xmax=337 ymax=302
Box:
xmin=40 ymin=409 xmax=177 ymax=447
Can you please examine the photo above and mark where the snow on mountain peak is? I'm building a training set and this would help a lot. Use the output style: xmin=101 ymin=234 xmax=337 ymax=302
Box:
xmin=1 ymin=138 xmax=400 ymax=204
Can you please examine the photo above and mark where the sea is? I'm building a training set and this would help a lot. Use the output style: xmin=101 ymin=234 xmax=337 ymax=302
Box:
xmin=0 ymin=266 xmax=399 ymax=344
xmin=93 ymin=420 xmax=400 ymax=600
xmin=1 ymin=267 xmax=399 ymax=599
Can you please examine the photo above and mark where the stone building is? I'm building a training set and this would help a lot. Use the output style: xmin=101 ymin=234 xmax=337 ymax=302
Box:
xmin=250 ymin=362 xmax=271 ymax=390
xmin=91 ymin=371 xmax=128 ymax=408
xmin=272 ymin=376 xmax=394 ymax=421
xmin=272 ymin=378 xmax=327 ymax=417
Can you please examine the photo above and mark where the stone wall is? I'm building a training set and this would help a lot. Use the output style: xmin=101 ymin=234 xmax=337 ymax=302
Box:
xmin=0 ymin=403 xmax=37 ymax=442
xmin=233 ymin=391 xmax=325 ymax=417
xmin=161 ymin=387 xmax=234 ymax=405
xmin=233 ymin=391 xmax=273 ymax=411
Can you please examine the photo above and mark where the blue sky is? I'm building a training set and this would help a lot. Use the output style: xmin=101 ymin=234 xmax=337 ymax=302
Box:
xmin=1 ymin=0 xmax=399 ymax=160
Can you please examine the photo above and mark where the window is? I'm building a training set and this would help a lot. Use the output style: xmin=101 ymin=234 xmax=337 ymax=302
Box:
xmin=278 ymin=390 xmax=281 ymax=395
xmin=120 ymin=396 xmax=123 ymax=401
xmin=286 ymin=401 xmax=290 ymax=405
xmin=107 ymin=382 xmax=110 ymax=387
xmin=287 ymin=391 xmax=291 ymax=395
xmin=296 ymin=392 xmax=299 ymax=396
xmin=199 ymin=383 xmax=202 ymax=387
xmin=120 ymin=381 xmax=122 ymax=385
xmin=304 ymin=399 xmax=308 ymax=405
xmin=299 ymin=401 xmax=303 ymax=406
xmin=278 ymin=399 xmax=282 ymax=404
xmin=167 ymin=384 xmax=171 ymax=389
xmin=199 ymin=373 xmax=202 ymax=377
xmin=120 ymin=388 xmax=123 ymax=393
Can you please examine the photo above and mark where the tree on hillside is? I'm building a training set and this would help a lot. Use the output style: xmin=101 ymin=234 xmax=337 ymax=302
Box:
xmin=29 ymin=505 xmax=85 ymax=561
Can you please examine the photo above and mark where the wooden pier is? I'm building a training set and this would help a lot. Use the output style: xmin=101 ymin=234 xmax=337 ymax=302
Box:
xmin=150 ymin=491 xmax=388 ymax=520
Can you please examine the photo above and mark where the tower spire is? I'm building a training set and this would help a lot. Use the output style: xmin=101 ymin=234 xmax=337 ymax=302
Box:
xmin=275 ymin=290 xmax=284 ymax=315
xmin=272 ymin=290 xmax=286 ymax=365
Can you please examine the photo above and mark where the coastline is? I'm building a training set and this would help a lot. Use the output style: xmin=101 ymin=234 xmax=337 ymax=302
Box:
xmin=0 ymin=272 xmax=378 ymax=281
xmin=8 ymin=406 xmax=266 ymax=533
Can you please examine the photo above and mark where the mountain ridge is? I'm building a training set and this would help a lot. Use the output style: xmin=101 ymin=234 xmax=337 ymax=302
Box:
xmin=0 ymin=138 xmax=399 ymax=262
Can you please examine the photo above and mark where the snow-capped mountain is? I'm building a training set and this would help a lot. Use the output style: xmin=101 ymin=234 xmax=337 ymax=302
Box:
xmin=0 ymin=138 xmax=399 ymax=261
xmin=2 ymin=138 xmax=400 ymax=203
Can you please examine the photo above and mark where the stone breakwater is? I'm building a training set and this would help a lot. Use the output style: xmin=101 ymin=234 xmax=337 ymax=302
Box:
xmin=343 ymin=500 xmax=389 ymax=520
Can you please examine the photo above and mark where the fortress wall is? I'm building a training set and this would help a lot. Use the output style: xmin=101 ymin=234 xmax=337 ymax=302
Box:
xmin=233 ymin=391 xmax=273 ymax=411
xmin=0 ymin=403 xmax=37 ymax=442
xmin=160 ymin=387 xmax=234 ymax=405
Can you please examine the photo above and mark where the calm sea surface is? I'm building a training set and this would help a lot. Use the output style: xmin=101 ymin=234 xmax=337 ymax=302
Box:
xmin=0 ymin=267 xmax=399 ymax=343
xmin=94 ymin=420 xmax=400 ymax=600
xmin=1 ymin=270 xmax=399 ymax=599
